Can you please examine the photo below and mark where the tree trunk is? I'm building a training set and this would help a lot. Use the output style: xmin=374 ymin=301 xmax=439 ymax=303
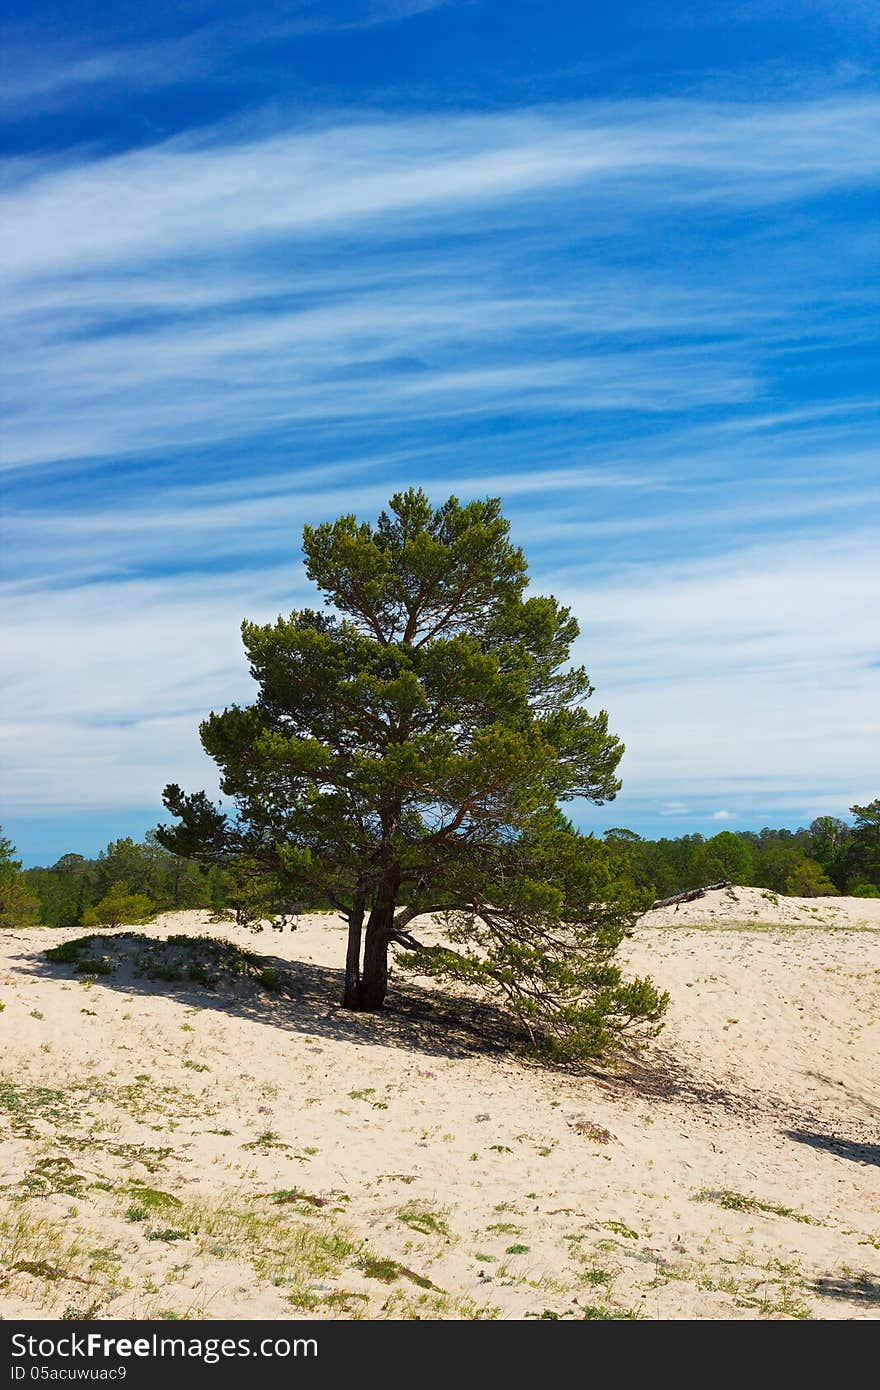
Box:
xmin=358 ymin=870 xmax=399 ymax=1011
xmin=649 ymin=880 xmax=731 ymax=911
xmin=341 ymin=889 xmax=364 ymax=1011
xmin=343 ymin=907 xmax=364 ymax=1009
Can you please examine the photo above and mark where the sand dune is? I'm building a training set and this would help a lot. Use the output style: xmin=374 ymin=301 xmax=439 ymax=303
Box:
xmin=1 ymin=892 xmax=877 ymax=1320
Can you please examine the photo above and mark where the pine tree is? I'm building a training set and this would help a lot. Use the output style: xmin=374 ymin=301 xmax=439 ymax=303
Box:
xmin=158 ymin=490 xmax=666 ymax=1057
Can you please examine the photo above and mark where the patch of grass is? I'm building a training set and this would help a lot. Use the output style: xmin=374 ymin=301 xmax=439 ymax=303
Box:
xmin=47 ymin=932 xmax=296 ymax=998
xmin=75 ymin=958 xmax=113 ymax=976
xmin=752 ymin=1288 xmax=812 ymax=1319
xmin=347 ymin=1087 xmax=387 ymax=1110
xmin=43 ymin=935 xmax=116 ymax=975
xmin=505 ymin=1244 xmax=530 ymax=1255
xmin=13 ymin=1156 xmax=90 ymax=1200
xmin=0 ymin=1080 xmax=79 ymax=1140
xmin=396 ymin=1202 xmax=450 ymax=1238
xmin=242 ymin=1130 xmax=288 ymax=1152
xmin=0 ymin=1209 xmax=90 ymax=1309
xmin=288 ymin=1288 xmax=369 ymax=1313
xmin=355 ymin=1256 xmax=439 ymax=1290
xmin=264 ymin=1189 xmax=327 ymax=1209
xmin=581 ymin=1305 xmax=640 ymax=1319
xmin=147 ymin=962 xmax=185 ymax=983
xmin=13 ymin=1260 xmax=69 ymax=1281
xmin=127 ymin=1185 xmax=181 ymax=1212
xmin=44 ymin=938 xmax=90 ymax=964
xmin=145 ymin=1229 xmax=190 ymax=1243
xmin=257 ymin=967 xmax=286 ymax=992
xmin=87 ymin=1249 xmax=121 ymax=1274
xmin=604 ymin=1220 xmax=639 ymax=1240
xmin=356 ymin=1256 xmax=403 ymax=1282
xmin=695 ymin=1189 xmax=820 ymax=1225
xmin=184 ymin=964 xmax=217 ymax=988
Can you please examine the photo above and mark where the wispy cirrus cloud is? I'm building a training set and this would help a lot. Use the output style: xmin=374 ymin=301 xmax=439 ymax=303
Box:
xmin=3 ymin=523 xmax=876 ymax=821
xmin=4 ymin=97 xmax=880 ymax=279
xmin=2 ymin=96 xmax=878 ymax=473
xmin=2 ymin=83 xmax=879 ymax=853
xmin=0 ymin=1 xmax=451 ymax=117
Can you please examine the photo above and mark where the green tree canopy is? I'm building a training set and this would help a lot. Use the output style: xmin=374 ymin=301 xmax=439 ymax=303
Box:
xmin=82 ymin=881 xmax=155 ymax=929
xmin=694 ymin=830 xmax=754 ymax=885
xmin=783 ymin=858 xmax=839 ymax=898
xmin=847 ymin=799 xmax=880 ymax=890
xmin=0 ymin=828 xmax=40 ymax=929
xmin=158 ymin=488 xmax=666 ymax=1058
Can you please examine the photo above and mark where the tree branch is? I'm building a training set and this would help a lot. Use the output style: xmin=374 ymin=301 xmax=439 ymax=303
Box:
xmin=388 ymin=926 xmax=429 ymax=950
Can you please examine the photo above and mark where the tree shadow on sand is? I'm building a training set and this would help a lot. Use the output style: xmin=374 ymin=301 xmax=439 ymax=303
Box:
xmin=783 ymin=1130 xmax=880 ymax=1167
xmin=18 ymin=931 xmax=788 ymax=1125
xmin=811 ymin=1274 xmax=880 ymax=1306
xmin=17 ymin=930 xmax=780 ymax=1122
xmin=581 ymin=1036 xmax=791 ymax=1125
xmin=18 ymin=931 xmax=527 ymax=1063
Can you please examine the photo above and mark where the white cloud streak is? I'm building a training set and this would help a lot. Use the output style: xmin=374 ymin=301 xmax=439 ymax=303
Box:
xmin=3 ymin=528 xmax=877 ymax=817
xmin=560 ymin=530 xmax=880 ymax=819
xmin=2 ymin=90 xmax=879 ymax=833
xmin=0 ymin=2 xmax=450 ymax=116
xmin=2 ymin=96 xmax=878 ymax=469
xmin=3 ymin=98 xmax=879 ymax=282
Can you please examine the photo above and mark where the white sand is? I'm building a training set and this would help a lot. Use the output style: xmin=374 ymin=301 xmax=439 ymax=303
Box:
xmin=641 ymin=882 xmax=880 ymax=931
xmin=1 ymin=891 xmax=877 ymax=1320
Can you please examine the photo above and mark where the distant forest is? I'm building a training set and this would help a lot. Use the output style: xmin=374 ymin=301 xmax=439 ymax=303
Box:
xmin=604 ymin=801 xmax=879 ymax=902
xmin=0 ymin=830 xmax=230 ymax=931
xmin=1 ymin=800 xmax=878 ymax=931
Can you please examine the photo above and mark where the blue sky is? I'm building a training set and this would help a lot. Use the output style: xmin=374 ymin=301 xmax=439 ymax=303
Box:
xmin=1 ymin=1 xmax=879 ymax=866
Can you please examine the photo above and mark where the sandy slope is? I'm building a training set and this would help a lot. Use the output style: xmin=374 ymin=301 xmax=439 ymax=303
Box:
xmin=640 ymin=882 xmax=880 ymax=931
xmin=1 ymin=891 xmax=878 ymax=1321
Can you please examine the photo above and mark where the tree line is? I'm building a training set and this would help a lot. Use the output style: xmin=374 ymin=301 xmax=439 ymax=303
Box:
xmin=603 ymin=804 xmax=880 ymax=901
xmin=0 ymin=829 xmax=230 ymax=930
xmin=3 ymin=799 xmax=876 ymax=938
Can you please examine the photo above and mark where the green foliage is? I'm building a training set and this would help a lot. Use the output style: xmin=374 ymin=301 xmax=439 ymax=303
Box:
xmin=603 ymin=800 xmax=880 ymax=900
xmin=693 ymin=830 xmax=753 ymax=885
xmin=75 ymin=957 xmax=114 ymax=976
xmin=82 ymin=881 xmax=155 ymax=929
xmin=783 ymin=858 xmax=838 ymax=898
xmin=847 ymin=800 xmax=880 ymax=890
xmin=808 ymin=816 xmax=850 ymax=888
xmin=0 ymin=827 xmax=40 ymax=929
xmin=44 ymin=937 xmax=91 ymax=964
xmin=158 ymin=488 xmax=664 ymax=1057
xmin=851 ymin=882 xmax=880 ymax=898
xmin=396 ymin=812 xmax=667 ymax=1058
xmin=22 ymin=834 xmax=230 ymax=929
